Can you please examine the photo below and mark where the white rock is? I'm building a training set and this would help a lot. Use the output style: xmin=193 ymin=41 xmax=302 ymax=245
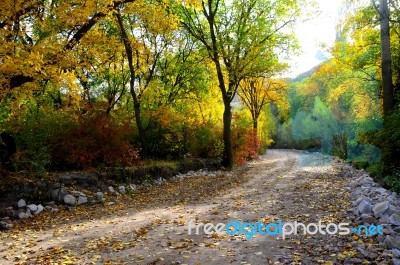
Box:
xmin=25 ymin=209 xmax=32 ymax=218
xmin=388 ymin=205 xmax=400 ymax=215
xmin=17 ymin=199 xmax=26 ymax=208
xmin=389 ymin=213 xmax=400 ymax=226
xmin=45 ymin=206 xmax=58 ymax=212
xmin=18 ymin=212 xmax=27 ymax=219
xmin=64 ymin=194 xmax=76 ymax=206
xmin=77 ymin=195 xmax=88 ymax=205
xmin=360 ymin=214 xmax=377 ymax=224
xmin=96 ymin=192 xmax=104 ymax=201
xmin=129 ymin=184 xmax=137 ymax=191
xmin=27 ymin=204 xmax=38 ymax=213
xmin=118 ymin=186 xmax=126 ymax=194
xmin=108 ymin=186 xmax=115 ymax=193
xmin=34 ymin=204 xmax=44 ymax=215
xmin=356 ymin=196 xmax=371 ymax=205
xmin=154 ymin=178 xmax=164 ymax=185
xmin=380 ymin=214 xmax=390 ymax=225
xmin=70 ymin=190 xmax=86 ymax=197
xmin=384 ymin=235 xmax=400 ymax=250
xmin=373 ymin=201 xmax=390 ymax=218
xmin=393 ymin=249 xmax=400 ymax=258
xmin=358 ymin=200 xmax=372 ymax=215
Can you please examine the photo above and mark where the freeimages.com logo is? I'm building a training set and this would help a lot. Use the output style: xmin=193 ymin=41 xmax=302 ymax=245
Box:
xmin=187 ymin=219 xmax=383 ymax=240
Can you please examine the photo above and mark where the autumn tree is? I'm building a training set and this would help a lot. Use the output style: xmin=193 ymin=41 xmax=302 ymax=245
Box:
xmin=157 ymin=33 xmax=209 ymax=106
xmin=178 ymin=0 xmax=300 ymax=169
xmin=238 ymin=78 xmax=287 ymax=131
xmin=0 ymin=0 xmax=137 ymax=100
xmin=115 ymin=1 xmax=179 ymax=156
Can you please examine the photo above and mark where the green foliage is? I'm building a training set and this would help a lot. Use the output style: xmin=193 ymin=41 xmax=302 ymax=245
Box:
xmin=382 ymin=171 xmax=400 ymax=193
xmin=6 ymin=105 xmax=71 ymax=175
xmin=187 ymin=123 xmax=224 ymax=160
xmin=366 ymin=107 xmax=400 ymax=171
xmin=4 ymin=104 xmax=139 ymax=173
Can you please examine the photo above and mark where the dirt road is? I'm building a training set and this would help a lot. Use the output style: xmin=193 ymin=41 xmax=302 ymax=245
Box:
xmin=1 ymin=150 xmax=355 ymax=264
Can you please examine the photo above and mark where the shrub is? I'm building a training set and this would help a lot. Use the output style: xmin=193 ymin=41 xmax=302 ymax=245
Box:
xmin=186 ymin=123 xmax=224 ymax=159
xmin=232 ymin=113 xmax=261 ymax=165
xmin=50 ymin=111 xmax=140 ymax=170
xmin=6 ymin=106 xmax=140 ymax=173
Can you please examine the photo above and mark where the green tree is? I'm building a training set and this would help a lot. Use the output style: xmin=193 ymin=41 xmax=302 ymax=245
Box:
xmin=178 ymin=0 xmax=300 ymax=169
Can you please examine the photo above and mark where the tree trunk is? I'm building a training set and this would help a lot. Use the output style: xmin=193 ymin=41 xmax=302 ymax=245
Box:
xmin=131 ymin=88 xmax=147 ymax=157
xmin=253 ymin=119 xmax=258 ymax=131
xmin=116 ymin=11 xmax=147 ymax=157
xmin=379 ymin=0 xmax=394 ymax=116
xmin=222 ymin=102 xmax=234 ymax=170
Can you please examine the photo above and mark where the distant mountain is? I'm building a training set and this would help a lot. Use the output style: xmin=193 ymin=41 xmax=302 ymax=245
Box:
xmin=291 ymin=63 xmax=323 ymax=82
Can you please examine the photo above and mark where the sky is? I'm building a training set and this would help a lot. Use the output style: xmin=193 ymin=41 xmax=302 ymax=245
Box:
xmin=285 ymin=0 xmax=344 ymax=78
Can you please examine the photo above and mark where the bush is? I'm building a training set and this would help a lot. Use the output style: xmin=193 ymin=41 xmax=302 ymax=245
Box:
xmin=232 ymin=113 xmax=261 ymax=165
xmin=50 ymin=111 xmax=140 ymax=170
xmin=5 ymin=106 xmax=71 ymax=175
xmin=186 ymin=123 xmax=224 ymax=159
xmin=5 ymin=106 xmax=139 ymax=173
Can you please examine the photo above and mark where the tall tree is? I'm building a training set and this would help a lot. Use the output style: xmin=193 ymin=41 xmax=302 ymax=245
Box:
xmin=115 ymin=1 xmax=178 ymax=156
xmin=178 ymin=0 xmax=300 ymax=169
xmin=379 ymin=0 xmax=394 ymax=115
xmin=373 ymin=0 xmax=394 ymax=115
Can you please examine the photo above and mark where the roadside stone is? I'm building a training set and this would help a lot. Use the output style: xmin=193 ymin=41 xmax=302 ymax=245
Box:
xmin=373 ymin=201 xmax=390 ymax=218
xmin=25 ymin=209 xmax=32 ymax=218
xmin=96 ymin=192 xmax=104 ymax=201
xmin=376 ymin=187 xmax=388 ymax=195
xmin=18 ymin=212 xmax=27 ymax=219
xmin=27 ymin=204 xmax=38 ymax=213
xmin=344 ymin=258 xmax=363 ymax=264
xmin=360 ymin=214 xmax=377 ymax=224
xmin=154 ymin=178 xmax=164 ymax=185
xmin=108 ymin=186 xmax=119 ymax=195
xmin=18 ymin=210 xmax=32 ymax=219
xmin=383 ymin=227 xmax=394 ymax=235
xmin=380 ymin=214 xmax=390 ymax=225
xmin=45 ymin=206 xmax=58 ymax=212
xmin=64 ymin=194 xmax=76 ymax=206
xmin=17 ymin=199 xmax=26 ymax=208
xmin=356 ymin=196 xmax=371 ymax=205
xmin=77 ymin=195 xmax=88 ymax=205
xmin=118 ymin=186 xmax=126 ymax=194
xmin=50 ymin=187 xmax=69 ymax=202
xmin=358 ymin=200 xmax=372 ymax=214
xmin=388 ymin=205 xmax=400 ymax=215
xmin=384 ymin=235 xmax=400 ymax=250
xmin=393 ymin=249 xmax=400 ymax=258
xmin=34 ymin=204 xmax=44 ymax=215
xmin=357 ymin=246 xmax=368 ymax=257
xmin=0 ymin=217 xmax=13 ymax=229
xmin=389 ymin=214 xmax=400 ymax=226
xmin=367 ymin=252 xmax=378 ymax=260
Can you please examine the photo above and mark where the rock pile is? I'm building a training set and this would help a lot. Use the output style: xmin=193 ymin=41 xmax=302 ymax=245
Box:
xmin=343 ymin=164 xmax=400 ymax=264
xmin=1 ymin=169 xmax=223 ymax=230
xmin=175 ymin=169 xmax=231 ymax=180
